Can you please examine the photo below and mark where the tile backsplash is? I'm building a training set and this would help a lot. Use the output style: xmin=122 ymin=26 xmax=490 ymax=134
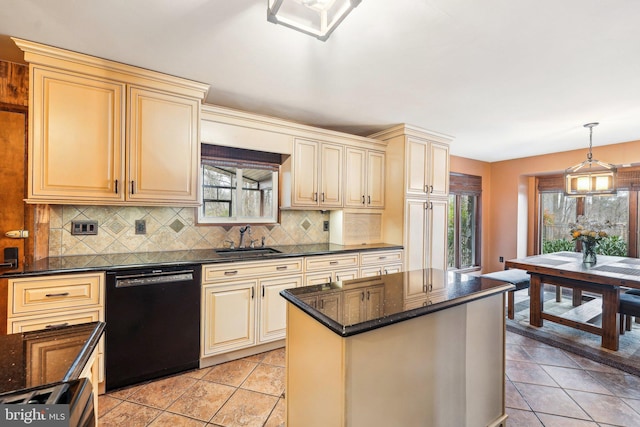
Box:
xmin=48 ymin=206 xmax=329 ymax=257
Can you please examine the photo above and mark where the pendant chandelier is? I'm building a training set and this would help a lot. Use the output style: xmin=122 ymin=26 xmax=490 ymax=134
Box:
xmin=564 ymin=122 xmax=617 ymax=196
xmin=267 ymin=0 xmax=361 ymax=41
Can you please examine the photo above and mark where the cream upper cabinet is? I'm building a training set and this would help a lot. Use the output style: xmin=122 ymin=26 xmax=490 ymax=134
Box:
xmin=29 ymin=67 xmax=125 ymax=202
xmin=290 ymin=138 xmax=343 ymax=208
xmin=15 ymin=38 xmax=208 ymax=206
xmin=405 ymin=136 xmax=450 ymax=198
xmin=344 ymin=147 xmax=385 ymax=208
xmin=127 ymin=87 xmax=200 ymax=204
xmin=370 ymin=124 xmax=452 ymax=273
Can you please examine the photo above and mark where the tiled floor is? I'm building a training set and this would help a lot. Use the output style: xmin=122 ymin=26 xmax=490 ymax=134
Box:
xmin=98 ymin=331 xmax=640 ymax=427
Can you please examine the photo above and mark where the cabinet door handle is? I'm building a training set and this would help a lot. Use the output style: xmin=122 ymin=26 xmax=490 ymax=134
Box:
xmin=430 ymin=185 xmax=434 ymax=193
xmin=262 ymin=285 xmax=265 ymax=298
xmin=224 ymin=270 xmax=238 ymax=276
xmin=383 ymin=269 xmax=388 ymax=275
xmin=378 ymin=269 xmax=382 ymax=276
xmin=336 ymin=275 xmax=340 ymax=281
xmin=320 ymin=299 xmax=324 ymax=309
xmin=321 ymin=192 xmax=325 ymax=202
xmin=361 ymin=292 xmax=365 ymax=301
xmin=251 ymin=287 xmax=255 ymax=299
xmin=367 ymin=195 xmax=371 ymax=204
xmin=328 ymin=276 xmax=332 ymax=283
xmin=362 ymin=195 xmax=365 ymax=204
xmin=45 ymin=323 xmax=69 ymax=329
xmin=131 ymin=181 xmax=135 ymax=194
xmin=45 ymin=292 xmax=70 ymax=298
xmin=429 ymin=284 xmax=433 ymax=292
xmin=115 ymin=179 xmax=118 ymax=194
xmin=276 ymin=265 xmax=288 ymax=271
xmin=314 ymin=192 xmax=318 ymax=202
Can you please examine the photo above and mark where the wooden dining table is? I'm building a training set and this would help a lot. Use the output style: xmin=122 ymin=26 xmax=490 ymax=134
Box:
xmin=506 ymin=251 xmax=640 ymax=351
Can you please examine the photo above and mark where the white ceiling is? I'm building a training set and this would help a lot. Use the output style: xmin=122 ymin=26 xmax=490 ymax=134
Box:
xmin=1 ymin=0 xmax=639 ymax=162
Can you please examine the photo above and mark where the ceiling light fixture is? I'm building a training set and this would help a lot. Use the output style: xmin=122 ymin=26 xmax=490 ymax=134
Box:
xmin=267 ymin=0 xmax=361 ymax=41
xmin=564 ymin=122 xmax=617 ymax=196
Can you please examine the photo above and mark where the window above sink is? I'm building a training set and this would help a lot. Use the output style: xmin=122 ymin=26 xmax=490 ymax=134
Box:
xmin=198 ymin=145 xmax=287 ymax=225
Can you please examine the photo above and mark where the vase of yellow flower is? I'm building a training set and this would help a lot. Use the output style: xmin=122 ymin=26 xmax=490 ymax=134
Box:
xmin=569 ymin=216 xmax=610 ymax=265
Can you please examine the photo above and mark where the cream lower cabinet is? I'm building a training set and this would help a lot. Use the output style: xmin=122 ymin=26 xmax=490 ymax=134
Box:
xmin=202 ymin=280 xmax=257 ymax=356
xmin=299 ymin=292 xmax=343 ymax=320
xmin=15 ymin=38 xmax=207 ymax=206
xmin=7 ymin=272 xmax=105 ymax=391
xmin=359 ymin=249 xmax=403 ymax=277
xmin=303 ymin=253 xmax=360 ymax=286
xmin=201 ymin=258 xmax=303 ymax=358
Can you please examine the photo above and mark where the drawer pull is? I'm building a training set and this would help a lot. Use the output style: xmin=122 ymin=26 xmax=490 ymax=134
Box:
xmin=45 ymin=322 xmax=69 ymax=329
xmin=329 ymin=261 xmax=339 ymax=265
xmin=276 ymin=266 xmax=288 ymax=271
xmin=224 ymin=270 xmax=238 ymax=276
xmin=45 ymin=292 xmax=70 ymax=298
xmin=378 ymin=256 xmax=387 ymax=260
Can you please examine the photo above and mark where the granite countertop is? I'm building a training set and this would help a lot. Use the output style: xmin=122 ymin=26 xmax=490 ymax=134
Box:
xmin=280 ymin=269 xmax=515 ymax=337
xmin=3 ymin=243 xmax=403 ymax=277
xmin=0 ymin=322 xmax=105 ymax=395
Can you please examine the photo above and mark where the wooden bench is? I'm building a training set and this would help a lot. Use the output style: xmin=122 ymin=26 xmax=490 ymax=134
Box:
xmin=481 ymin=269 xmax=531 ymax=319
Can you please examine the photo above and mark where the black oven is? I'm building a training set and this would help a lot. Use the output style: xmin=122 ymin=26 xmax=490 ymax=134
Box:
xmin=0 ymin=377 xmax=95 ymax=427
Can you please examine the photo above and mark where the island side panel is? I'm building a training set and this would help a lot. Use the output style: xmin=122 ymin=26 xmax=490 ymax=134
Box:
xmin=465 ymin=293 xmax=508 ymax=427
xmin=286 ymin=304 xmax=345 ymax=427
xmin=345 ymin=302 xmax=467 ymax=426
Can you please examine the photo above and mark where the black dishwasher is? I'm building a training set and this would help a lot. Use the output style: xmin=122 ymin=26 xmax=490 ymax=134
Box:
xmin=105 ymin=265 xmax=200 ymax=391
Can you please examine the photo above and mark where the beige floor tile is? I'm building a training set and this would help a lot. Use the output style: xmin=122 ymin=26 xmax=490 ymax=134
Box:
xmin=243 ymin=352 xmax=267 ymax=363
xmin=513 ymin=382 xmax=590 ymax=420
xmin=97 ymin=395 xmax=123 ymax=418
xmin=182 ymin=367 xmax=213 ymax=380
xmin=263 ymin=397 xmax=285 ymax=427
xmin=587 ymin=371 xmax=640 ymax=399
xmin=127 ymin=374 xmax=198 ymax=409
xmin=505 ymin=380 xmax=530 ymax=410
xmin=241 ymin=364 xmax=285 ymax=397
xmin=563 ymin=352 xmax=623 ymax=374
xmin=535 ymin=413 xmax=599 ymax=426
xmin=261 ymin=348 xmax=285 ymax=367
xmin=504 ymin=408 xmax=543 ymax=426
xmin=202 ymin=359 xmax=258 ymax=387
xmin=540 ymin=365 xmax=613 ymax=395
xmin=148 ymin=412 xmax=206 ymax=427
xmin=505 ymin=344 xmax=536 ymax=362
xmin=521 ymin=345 xmax=581 ymax=369
xmin=567 ymin=389 xmax=640 ymax=426
xmin=210 ymin=389 xmax=278 ymax=427
xmin=168 ymin=380 xmax=236 ymax=422
xmin=506 ymin=360 xmax=558 ymax=386
xmin=98 ymin=401 xmax=162 ymax=427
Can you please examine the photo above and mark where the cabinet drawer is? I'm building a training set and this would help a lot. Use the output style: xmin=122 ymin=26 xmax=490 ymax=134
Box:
xmin=305 ymin=253 xmax=360 ymax=272
xmin=203 ymin=258 xmax=303 ymax=283
xmin=9 ymin=273 xmax=104 ymax=316
xmin=305 ymin=268 xmax=359 ymax=286
xmin=8 ymin=308 xmax=105 ymax=354
xmin=360 ymin=264 xmax=403 ymax=278
xmin=359 ymin=250 xmax=403 ymax=266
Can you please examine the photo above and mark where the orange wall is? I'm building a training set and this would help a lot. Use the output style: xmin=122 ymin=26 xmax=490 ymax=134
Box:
xmin=452 ymin=139 xmax=640 ymax=273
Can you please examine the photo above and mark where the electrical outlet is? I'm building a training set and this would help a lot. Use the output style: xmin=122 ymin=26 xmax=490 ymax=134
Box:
xmin=323 ymin=220 xmax=329 ymax=232
xmin=499 ymin=256 xmax=504 ymax=262
xmin=135 ymin=219 xmax=146 ymax=235
xmin=71 ymin=220 xmax=98 ymax=235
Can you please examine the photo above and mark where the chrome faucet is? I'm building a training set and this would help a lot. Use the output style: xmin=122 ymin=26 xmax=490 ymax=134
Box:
xmin=239 ymin=225 xmax=251 ymax=248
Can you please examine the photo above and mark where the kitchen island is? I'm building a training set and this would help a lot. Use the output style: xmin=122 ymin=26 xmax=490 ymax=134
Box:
xmin=280 ymin=269 xmax=513 ymax=427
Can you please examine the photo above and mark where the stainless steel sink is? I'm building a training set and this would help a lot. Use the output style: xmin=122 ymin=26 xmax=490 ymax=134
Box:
xmin=214 ymin=247 xmax=281 ymax=257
